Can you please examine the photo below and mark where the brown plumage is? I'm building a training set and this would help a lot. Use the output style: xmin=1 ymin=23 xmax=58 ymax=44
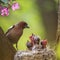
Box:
xmin=5 ymin=21 xmax=29 ymax=49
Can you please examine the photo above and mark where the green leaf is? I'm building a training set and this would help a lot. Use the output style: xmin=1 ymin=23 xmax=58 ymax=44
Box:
xmin=1 ymin=0 xmax=8 ymax=3
xmin=12 ymin=0 xmax=16 ymax=1
xmin=0 ymin=0 xmax=4 ymax=4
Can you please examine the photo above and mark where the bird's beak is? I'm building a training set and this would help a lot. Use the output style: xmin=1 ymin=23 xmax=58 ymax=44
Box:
xmin=26 ymin=25 xmax=30 ymax=28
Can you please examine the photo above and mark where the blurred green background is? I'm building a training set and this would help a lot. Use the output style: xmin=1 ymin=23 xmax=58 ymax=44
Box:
xmin=0 ymin=0 xmax=60 ymax=60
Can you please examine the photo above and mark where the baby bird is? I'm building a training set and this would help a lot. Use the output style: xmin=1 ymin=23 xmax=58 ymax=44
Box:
xmin=26 ymin=41 xmax=33 ymax=50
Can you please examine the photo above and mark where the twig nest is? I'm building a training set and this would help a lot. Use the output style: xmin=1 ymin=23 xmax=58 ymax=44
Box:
xmin=14 ymin=47 xmax=56 ymax=60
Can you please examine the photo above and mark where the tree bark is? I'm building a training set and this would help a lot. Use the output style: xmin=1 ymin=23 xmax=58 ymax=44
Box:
xmin=56 ymin=0 xmax=60 ymax=46
xmin=36 ymin=0 xmax=58 ymax=46
xmin=0 ymin=27 xmax=16 ymax=60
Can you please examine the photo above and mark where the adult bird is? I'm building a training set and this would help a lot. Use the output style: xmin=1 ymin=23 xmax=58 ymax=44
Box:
xmin=5 ymin=21 xmax=29 ymax=50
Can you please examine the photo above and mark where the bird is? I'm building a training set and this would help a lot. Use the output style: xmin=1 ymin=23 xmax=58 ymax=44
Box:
xmin=29 ymin=34 xmax=40 ymax=45
xmin=41 ymin=39 xmax=48 ymax=49
xmin=29 ymin=34 xmax=35 ymax=45
xmin=26 ymin=40 xmax=33 ymax=50
xmin=5 ymin=21 xmax=29 ymax=50
xmin=29 ymin=34 xmax=40 ymax=50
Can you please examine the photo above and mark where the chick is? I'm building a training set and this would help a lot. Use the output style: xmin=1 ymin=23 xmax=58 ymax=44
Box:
xmin=26 ymin=41 xmax=33 ymax=50
xmin=41 ymin=39 xmax=48 ymax=49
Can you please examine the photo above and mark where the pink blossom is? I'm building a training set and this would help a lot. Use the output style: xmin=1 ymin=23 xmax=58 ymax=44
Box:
xmin=12 ymin=2 xmax=20 ymax=11
xmin=1 ymin=7 xmax=9 ymax=16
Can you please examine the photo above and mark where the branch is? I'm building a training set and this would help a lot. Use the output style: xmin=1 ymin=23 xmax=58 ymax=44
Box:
xmin=0 ymin=27 xmax=16 ymax=60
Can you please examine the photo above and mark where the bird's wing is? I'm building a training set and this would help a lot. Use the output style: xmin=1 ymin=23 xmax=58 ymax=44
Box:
xmin=5 ymin=25 xmax=15 ymax=35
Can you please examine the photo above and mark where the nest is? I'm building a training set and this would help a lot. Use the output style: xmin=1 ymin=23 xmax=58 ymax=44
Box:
xmin=14 ymin=47 xmax=56 ymax=60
